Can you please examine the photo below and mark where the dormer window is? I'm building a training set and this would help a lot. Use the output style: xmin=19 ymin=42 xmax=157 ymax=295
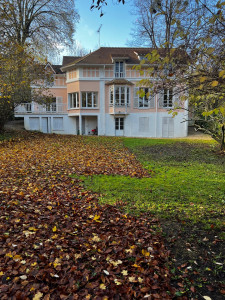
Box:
xmin=115 ymin=61 xmax=124 ymax=78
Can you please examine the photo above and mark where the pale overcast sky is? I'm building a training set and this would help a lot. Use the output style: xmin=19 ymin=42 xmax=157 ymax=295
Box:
xmin=74 ymin=0 xmax=135 ymax=52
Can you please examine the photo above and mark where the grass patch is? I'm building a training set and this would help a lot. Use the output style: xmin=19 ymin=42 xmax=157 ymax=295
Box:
xmin=79 ymin=138 xmax=225 ymax=231
xmin=78 ymin=137 xmax=225 ymax=298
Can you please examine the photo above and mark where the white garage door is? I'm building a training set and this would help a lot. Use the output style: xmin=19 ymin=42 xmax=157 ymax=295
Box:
xmin=53 ymin=117 xmax=63 ymax=131
xmin=29 ymin=117 xmax=40 ymax=131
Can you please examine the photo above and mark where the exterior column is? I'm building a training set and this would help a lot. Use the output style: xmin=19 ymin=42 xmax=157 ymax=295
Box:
xmin=79 ymin=115 xmax=82 ymax=135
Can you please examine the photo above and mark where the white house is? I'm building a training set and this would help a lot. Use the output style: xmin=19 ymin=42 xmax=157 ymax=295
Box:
xmin=15 ymin=47 xmax=188 ymax=138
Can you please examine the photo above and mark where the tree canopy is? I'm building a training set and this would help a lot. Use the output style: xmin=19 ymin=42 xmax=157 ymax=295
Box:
xmin=0 ymin=0 xmax=79 ymax=130
xmin=0 ymin=0 xmax=79 ymax=54
xmin=131 ymin=0 xmax=225 ymax=148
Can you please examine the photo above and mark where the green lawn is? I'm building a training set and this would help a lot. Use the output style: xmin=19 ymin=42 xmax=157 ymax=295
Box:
xmin=80 ymin=137 xmax=225 ymax=232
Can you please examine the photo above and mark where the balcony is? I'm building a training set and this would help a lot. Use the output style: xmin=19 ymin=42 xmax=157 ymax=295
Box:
xmin=15 ymin=103 xmax=67 ymax=115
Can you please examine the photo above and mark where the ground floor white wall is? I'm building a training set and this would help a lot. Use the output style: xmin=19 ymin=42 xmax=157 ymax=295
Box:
xmin=21 ymin=110 xmax=188 ymax=138
xmin=103 ymin=112 xmax=188 ymax=138
xmin=23 ymin=114 xmax=77 ymax=135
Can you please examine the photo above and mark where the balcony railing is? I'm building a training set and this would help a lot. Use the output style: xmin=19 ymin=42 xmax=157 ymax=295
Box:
xmin=15 ymin=103 xmax=67 ymax=114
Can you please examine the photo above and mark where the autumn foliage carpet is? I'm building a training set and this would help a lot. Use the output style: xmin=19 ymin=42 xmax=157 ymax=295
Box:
xmin=0 ymin=133 xmax=178 ymax=299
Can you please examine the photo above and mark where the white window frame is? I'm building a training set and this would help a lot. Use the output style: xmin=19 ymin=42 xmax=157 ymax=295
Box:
xmin=163 ymin=89 xmax=173 ymax=108
xmin=81 ymin=92 xmax=98 ymax=108
xmin=115 ymin=61 xmax=124 ymax=78
xmin=115 ymin=117 xmax=124 ymax=130
xmin=138 ymin=88 xmax=151 ymax=108
xmin=68 ymin=92 xmax=79 ymax=109
xmin=110 ymin=85 xmax=130 ymax=107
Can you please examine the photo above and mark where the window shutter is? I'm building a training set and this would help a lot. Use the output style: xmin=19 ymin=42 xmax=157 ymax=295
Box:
xmin=158 ymin=91 xmax=164 ymax=108
xmin=56 ymin=96 xmax=63 ymax=104
xmin=173 ymin=88 xmax=180 ymax=108
xmin=133 ymin=87 xmax=139 ymax=108
xmin=149 ymin=95 xmax=155 ymax=108
xmin=56 ymin=96 xmax=63 ymax=112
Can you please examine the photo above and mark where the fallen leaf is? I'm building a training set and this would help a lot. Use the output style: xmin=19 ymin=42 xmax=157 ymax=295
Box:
xmin=33 ymin=292 xmax=43 ymax=300
xmin=100 ymin=283 xmax=106 ymax=290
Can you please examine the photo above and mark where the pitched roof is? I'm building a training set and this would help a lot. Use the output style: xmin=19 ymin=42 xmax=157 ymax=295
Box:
xmin=61 ymin=47 xmax=188 ymax=71
xmin=51 ymin=65 xmax=63 ymax=74
xmin=62 ymin=56 xmax=82 ymax=67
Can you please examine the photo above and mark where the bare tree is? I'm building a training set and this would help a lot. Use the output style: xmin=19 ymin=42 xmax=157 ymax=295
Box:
xmin=0 ymin=0 xmax=79 ymax=54
xmin=130 ymin=0 xmax=211 ymax=51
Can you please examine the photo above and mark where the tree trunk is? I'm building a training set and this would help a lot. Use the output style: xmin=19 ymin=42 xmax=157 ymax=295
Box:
xmin=221 ymin=125 xmax=225 ymax=150
xmin=0 ymin=121 xmax=5 ymax=133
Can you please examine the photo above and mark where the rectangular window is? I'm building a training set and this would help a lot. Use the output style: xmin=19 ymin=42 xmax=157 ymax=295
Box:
xmin=68 ymin=92 xmax=79 ymax=108
xmin=110 ymin=86 xmax=114 ymax=105
xmin=110 ymin=86 xmax=130 ymax=106
xmin=115 ymin=117 xmax=124 ymax=130
xmin=163 ymin=89 xmax=173 ymax=108
xmin=81 ymin=92 xmax=98 ymax=108
xmin=135 ymin=87 xmax=155 ymax=109
xmin=138 ymin=88 xmax=150 ymax=108
xmin=115 ymin=61 xmax=124 ymax=78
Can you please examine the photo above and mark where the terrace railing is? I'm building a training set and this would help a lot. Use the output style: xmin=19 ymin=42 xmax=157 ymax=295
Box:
xmin=15 ymin=103 xmax=67 ymax=114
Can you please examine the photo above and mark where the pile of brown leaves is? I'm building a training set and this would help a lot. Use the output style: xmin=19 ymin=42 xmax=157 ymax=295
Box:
xmin=0 ymin=134 xmax=176 ymax=299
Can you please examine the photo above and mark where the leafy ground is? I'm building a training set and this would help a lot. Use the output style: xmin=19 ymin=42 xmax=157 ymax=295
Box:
xmin=1 ymin=132 xmax=174 ymax=299
xmin=0 ymin=132 xmax=224 ymax=299
xmin=79 ymin=138 xmax=225 ymax=299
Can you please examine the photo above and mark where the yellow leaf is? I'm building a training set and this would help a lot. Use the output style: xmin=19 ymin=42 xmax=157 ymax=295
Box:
xmin=128 ymin=276 xmax=136 ymax=282
xmin=132 ymin=264 xmax=140 ymax=268
xmin=93 ymin=214 xmax=101 ymax=222
xmin=33 ymin=292 xmax=43 ymax=300
xmin=52 ymin=226 xmax=57 ymax=232
xmin=6 ymin=252 xmax=13 ymax=258
xmin=13 ymin=255 xmax=22 ymax=261
xmin=92 ymin=234 xmax=101 ymax=242
xmin=53 ymin=258 xmax=61 ymax=268
xmin=142 ymin=249 xmax=150 ymax=257
xmin=100 ymin=283 xmax=106 ymax=290
xmin=47 ymin=206 xmax=52 ymax=210
xmin=121 ymin=270 xmax=128 ymax=276
xmin=75 ymin=253 xmax=82 ymax=259
xmin=0 ymin=271 xmax=4 ymax=276
xmin=29 ymin=227 xmax=37 ymax=232
xmin=31 ymin=262 xmax=37 ymax=267
xmin=138 ymin=277 xmax=144 ymax=283
xmin=114 ymin=278 xmax=122 ymax=285
xmin=211 ymin=81 xmax=219 ymax=87
xmin=219 ymin=70 xmax=225 ymax=77
xmin=199 ymin=76 xmax=207 ymax=83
